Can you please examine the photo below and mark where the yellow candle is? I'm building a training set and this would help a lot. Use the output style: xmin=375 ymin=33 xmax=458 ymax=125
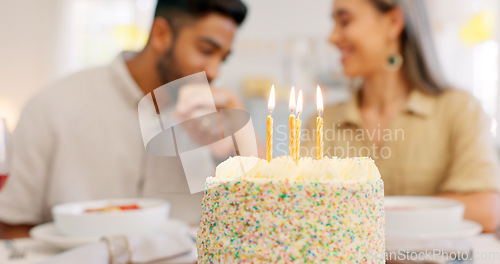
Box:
xmin=289 ymin=87 xmax=296 ymax=159
xmin=316 ymin=85 xmax=324 ymax=159
xmin=295 ymin=90 xmax=303 ymax=163
xmin=316 ymin=116 xmax=323 ymax=159
xmin=267 ymin=85 xmax=275 ymax=162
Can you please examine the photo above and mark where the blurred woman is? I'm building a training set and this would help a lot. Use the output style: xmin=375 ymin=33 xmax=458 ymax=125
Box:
xmin=309 ymin=0 xmax=500 ymax=232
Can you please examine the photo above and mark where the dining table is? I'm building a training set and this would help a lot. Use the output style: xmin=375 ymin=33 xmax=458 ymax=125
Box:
xmin=1 ymin=233 xmax=500 ymax=264
xmin=0 ymin=222 xmax=200 ymax=264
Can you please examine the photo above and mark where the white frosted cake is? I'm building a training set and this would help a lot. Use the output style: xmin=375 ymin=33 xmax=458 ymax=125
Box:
xmin=197 ymin=156 xmax=385 ymax=263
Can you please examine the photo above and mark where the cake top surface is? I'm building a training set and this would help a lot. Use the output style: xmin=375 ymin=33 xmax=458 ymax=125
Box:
xmin=214 ymin=156 xmax=381 ymax=182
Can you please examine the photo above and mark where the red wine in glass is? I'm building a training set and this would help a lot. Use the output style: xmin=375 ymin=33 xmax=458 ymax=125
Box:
xmin=0 ymin=117 xmax=10 ymax=191
xmin=0 ymin=173 xmax=6 ymax=190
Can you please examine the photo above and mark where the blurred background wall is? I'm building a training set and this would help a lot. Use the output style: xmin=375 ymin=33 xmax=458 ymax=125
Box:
xmin=0 ymin=0 xmax=62 ymax=130
xmin=0 ymin=0 xmax=499 ymax=155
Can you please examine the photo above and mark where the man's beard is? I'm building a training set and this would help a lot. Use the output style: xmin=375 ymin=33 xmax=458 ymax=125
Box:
xmin=157 ymin=47 xmax=183 ymax=85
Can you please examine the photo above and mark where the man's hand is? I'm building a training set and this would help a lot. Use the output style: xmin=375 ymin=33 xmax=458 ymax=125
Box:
xmin=174 ymin=85 xmax=245 ymax=118
xmin=210 ymin=88 xmax=246 ymax=110
xmin=174 ymin=85 xmax=246 ymax=158
xmin=437 ymin=192 xmax=500 ymax=233
xmin=0 ymin=222 xmax=34 ymax=239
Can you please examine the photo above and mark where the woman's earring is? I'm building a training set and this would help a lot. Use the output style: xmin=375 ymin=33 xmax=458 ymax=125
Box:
xmin=385 ymin=54 xmax=403 ymax=72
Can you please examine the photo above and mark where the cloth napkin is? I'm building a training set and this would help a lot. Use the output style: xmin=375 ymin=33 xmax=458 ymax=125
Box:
xmin=36 ymin=231 xmax=197 ymax=264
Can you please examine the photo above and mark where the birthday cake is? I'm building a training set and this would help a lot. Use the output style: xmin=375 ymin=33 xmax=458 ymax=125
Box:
xmin=197 ymin=156 xmax=385 ymax=263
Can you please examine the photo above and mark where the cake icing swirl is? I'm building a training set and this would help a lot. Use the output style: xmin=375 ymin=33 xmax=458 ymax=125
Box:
xmin=215 ymin=156 xmax=380 ymax=181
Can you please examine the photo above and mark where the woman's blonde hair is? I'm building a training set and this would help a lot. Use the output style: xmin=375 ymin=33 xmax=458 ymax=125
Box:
xmin=370 ymin=0 xmax=449 ymax=94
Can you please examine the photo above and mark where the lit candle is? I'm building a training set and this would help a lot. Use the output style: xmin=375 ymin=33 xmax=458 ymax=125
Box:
xmin=289 ymin=86 xmax=296 ymax=159
xmin=267 ymin=85 xmax=275 ymax=162
xmin=295 ymin=90 xmax=303 ymax=163
xmin=316 ymin=85 xmax=324 ymax=159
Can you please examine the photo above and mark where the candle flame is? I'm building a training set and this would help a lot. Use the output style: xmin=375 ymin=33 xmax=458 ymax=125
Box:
xmin=297 ymin=90 xmax=303 ymax=115
xmin=268 ymin=85 xmax=275 ymax=111
xmin=317 ymin=85 xmax=324 ymax=114
xmin=289 ymin=86 xmax=296 ymax=111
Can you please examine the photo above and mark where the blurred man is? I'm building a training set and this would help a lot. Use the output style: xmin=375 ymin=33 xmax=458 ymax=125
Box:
xmin=0 ymin=0 xmax=247 ymax=238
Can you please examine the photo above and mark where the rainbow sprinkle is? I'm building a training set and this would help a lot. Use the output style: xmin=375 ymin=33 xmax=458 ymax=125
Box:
xmin=197 ymin=178 xmax=385 ymax=263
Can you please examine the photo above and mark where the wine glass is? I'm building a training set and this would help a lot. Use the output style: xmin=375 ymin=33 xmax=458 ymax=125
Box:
xmin=0 ymin=117 xmax=10 ymax=191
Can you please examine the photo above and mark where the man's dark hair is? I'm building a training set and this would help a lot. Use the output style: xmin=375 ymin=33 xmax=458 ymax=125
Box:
xmin=154 ymin=0 xmax=247 ymax=33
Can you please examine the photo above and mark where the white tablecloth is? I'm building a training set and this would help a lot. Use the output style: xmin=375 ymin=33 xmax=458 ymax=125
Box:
xmin=0 ymin=238 xmax=64 ymax=264
xmin=1 ymin=234 xmax=499 ymax=264
xmin=467 ymin=234 xmax=500 ymax=264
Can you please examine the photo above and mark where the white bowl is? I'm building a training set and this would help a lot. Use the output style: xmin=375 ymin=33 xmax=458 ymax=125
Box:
xmin=385 ymin=196 xmax=465 ymax=235
xmin=52 ymin=198 xmax=170 ymax=238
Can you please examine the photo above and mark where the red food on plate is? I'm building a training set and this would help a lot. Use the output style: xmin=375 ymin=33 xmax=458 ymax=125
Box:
xmin=118 ymin=204 xmax=140 ymax=210
xmin=85 ymin=204 xmax=141 ymax=213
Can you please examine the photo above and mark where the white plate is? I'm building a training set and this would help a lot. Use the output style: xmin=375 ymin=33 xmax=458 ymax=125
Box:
xmin=386 ymin=219 xmax=482 ymax=240
xmin=52 ymin=198 xmax=170 ymax=238
xmin=385 ymin=196 xmax=465 ymax=234
xmin=30 ymin=219 xmax=189 ymax=250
